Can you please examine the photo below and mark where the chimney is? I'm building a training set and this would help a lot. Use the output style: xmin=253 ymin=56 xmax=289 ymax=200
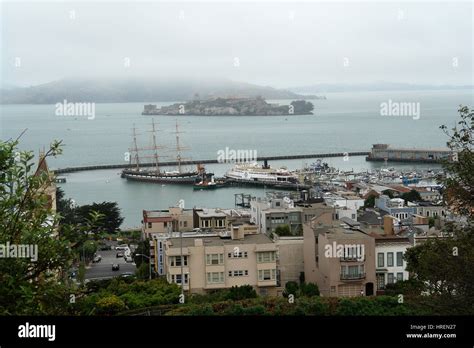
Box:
xmin=383 ymin=215 xmax=395 ymax=235
xmin=231 ymin=226 xmax=244 ymax=240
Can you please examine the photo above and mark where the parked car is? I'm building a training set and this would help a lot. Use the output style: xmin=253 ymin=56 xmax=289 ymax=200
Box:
xmin=93 ymin=255 xmax=102 ymax=263
xmin=112 ymin=264 xmax=120 ymax=271
xmin=115 ymin=244 xmax=129 ymax=251
xmin=116 ymin=252 xmax=124 ymax=258
xmin=120 ymin=272 xmax=134 ymax=278
xmin=124 ymin=255 xmax=134 ymax=263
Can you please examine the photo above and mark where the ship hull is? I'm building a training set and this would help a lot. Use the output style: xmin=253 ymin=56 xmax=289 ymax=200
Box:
xmin=121 ymin=170 xmax=199 ymax=184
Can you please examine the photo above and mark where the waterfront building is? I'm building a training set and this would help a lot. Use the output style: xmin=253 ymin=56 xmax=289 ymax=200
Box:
xmin=367 ymin=144 xmax=453 ymax=163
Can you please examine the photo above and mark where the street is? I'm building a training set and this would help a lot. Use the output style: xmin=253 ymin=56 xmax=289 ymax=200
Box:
xmin=85 ymin=249 xmax=137 ymax=280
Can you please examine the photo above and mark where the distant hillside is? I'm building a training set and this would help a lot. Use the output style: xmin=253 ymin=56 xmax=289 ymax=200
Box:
xmin=290 ymin=82 xmax=474 ymax=94
xmin=0 ymin=78 xmax=316 ymax=104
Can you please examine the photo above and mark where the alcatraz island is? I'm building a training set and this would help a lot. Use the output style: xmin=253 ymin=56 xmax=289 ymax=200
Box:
xmin=142 ymin=96 xmax=315 ymax=116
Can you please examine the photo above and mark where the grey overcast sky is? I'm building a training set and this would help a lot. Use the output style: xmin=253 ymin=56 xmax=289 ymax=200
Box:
xmin=1 ymin=0 xmax=472 ymax=88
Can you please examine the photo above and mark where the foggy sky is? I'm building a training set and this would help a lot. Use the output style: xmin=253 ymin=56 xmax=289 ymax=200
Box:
xmin=1 ymin=1 xmax=473 ymax=88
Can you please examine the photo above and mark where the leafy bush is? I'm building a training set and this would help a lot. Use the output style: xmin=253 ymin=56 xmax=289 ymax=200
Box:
xmin=226 ymin=285 xmax=257 ymax=301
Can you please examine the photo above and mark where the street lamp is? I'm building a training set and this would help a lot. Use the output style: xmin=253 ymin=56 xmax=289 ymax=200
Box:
xmin=135 ymin=253 xmax=152 ymax=280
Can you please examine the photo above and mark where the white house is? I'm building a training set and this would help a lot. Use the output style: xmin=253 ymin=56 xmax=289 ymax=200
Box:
xmin=375 ymin=236 xmax=411 ymax=292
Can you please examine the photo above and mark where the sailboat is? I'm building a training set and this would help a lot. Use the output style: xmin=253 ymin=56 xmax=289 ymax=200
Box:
xmin=121 ymin=119 xmax=205 ymax=184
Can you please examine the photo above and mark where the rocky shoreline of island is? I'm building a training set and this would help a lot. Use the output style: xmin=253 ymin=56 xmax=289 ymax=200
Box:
xmin=142 ymin=97 xmax=315 ymax=116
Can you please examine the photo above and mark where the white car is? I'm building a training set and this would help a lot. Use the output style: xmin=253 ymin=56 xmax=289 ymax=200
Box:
xmin=115 ymin=245 xmax=129 ymax=251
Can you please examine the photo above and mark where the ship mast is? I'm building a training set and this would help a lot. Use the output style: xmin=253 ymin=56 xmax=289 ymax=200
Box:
xmin=132 ymin=124 xmax=140 ymax=170
xmin=149 ymin=119 xmax=161 ymax=173
xmin=175 ymin=119 xmax=183 ymax=173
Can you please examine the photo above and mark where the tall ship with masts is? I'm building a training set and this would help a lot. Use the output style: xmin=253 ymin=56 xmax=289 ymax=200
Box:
xmin=121 ymin=119 xmax=206 ymax=184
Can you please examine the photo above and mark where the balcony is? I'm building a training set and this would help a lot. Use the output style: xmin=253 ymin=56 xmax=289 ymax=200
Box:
xmin=339 ymin=256 xmax=365 ymax=262
xmin=340 ymin=272 xmax=366 ymax=281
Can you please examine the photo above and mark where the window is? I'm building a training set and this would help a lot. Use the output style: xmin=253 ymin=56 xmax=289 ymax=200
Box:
xmin=257 ymin=251 xmax=276 ymax=263
xmin=207 ymin=272 xmax=224 ymax=284
xmin=396 ymin=273 xmax=403 ymax=282
xmin=396 ymin=252 xmax=403 ymax=267
xmin=227 ymin=270 xmax=248 ymax=277
xmin=228 ymin=251 xmax=248 ymax=259
xmin=377 ymin=253 xmax=384 ymax=267
xmin=147 ymin=222 xmax=152 ymax=228
xmin=169 ymin=256 xmax=188 ymax=267
xmin=183 ymin=221 xmax=187 ymax=228
xmin=377 ymin=274 xmax=385 ymax=290
xmin=164 ymin=222 xmax=167 ymax=228
xmin=258 ymin=269 xmax=276 ymax=281
xmin=387 ymin=273 xmax=394 ymax=284
xmin=172 ymin=274 xmax=188 ymax=284
xmin=387 ymin=252 xmax=394 ymax=267
xmin=206 ymin=253 xmax=224 ymax=265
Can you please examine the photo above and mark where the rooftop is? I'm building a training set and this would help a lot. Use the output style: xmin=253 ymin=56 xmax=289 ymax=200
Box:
xmin=167 ymin=232 xmax=274 ymax=248
xmin=313 ymin=225 xmax=373 ymax=241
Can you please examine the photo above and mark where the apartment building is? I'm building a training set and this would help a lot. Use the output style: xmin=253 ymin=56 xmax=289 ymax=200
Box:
xmin=273 ymin=235 xmax=305 ymax=294
xmin=142 ymin=207 xmax=194 ymax=239
xmin=193 ymin=208 xmax=228 ymax=230
xmin=323 ymin=191 xmax=364 ymax=211
xmin=303 ymin=223 xmax=376 ymax=297
xmin=375 ymin=195 xmax=416 ymax=221
xmin=163 ymin=227 xmax=278 ymax=295
xmin=415 ymin=202 xmax=448 ymax=218
xmin=250 ymin=197 xmax=303 ymax=235
xmin=374 ymin=235 xmax=411 ymax=293
xmin=298 ymin=202 xmax=335 ymax=225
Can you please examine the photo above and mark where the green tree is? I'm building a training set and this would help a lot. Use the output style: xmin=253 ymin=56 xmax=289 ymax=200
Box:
xmin=95 ymin=295 xmax=127 ymax=315
xmin=300 ymin=282 xmax=320 ymax=297
xmin=0 ymin=139 xmax=105 ymax=315
xmin=364 ymin=195 xmax=376 ymax=208
xmin=226 ymin=285 xmax=257 ymax=301
xmin=439 ymin=105 xmax=473 ymax=218
xmin=404 ymin=106 xmax=474 ymax=314
xmin=401 ymin=189 xmax=422 ymax=203
xmin=274 ymin=224 xmax=292 ymax=236
xmin=283 ymin=281 xmax=299 ymax=298
xmin=0 ymin=139 xmax=72 ymax=314
xmin=382 ymin=189 xmax=395 ymax=198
